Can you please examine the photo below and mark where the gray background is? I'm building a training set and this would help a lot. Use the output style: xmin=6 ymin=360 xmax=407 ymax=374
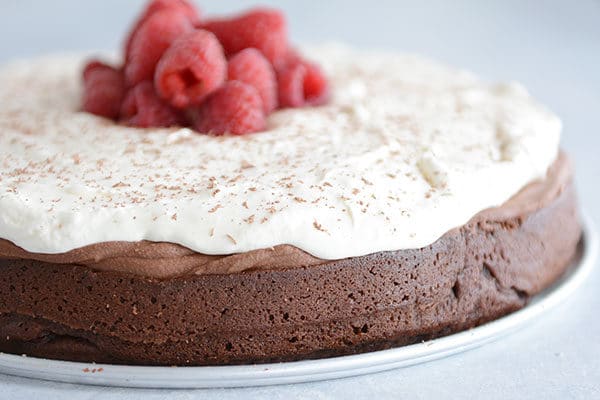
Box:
xmin=1 ymin=0 xmax=599 ymax=398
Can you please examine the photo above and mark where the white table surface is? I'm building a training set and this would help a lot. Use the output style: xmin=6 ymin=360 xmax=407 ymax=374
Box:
xmin=1 ymin=1 xmax=599 ymax=398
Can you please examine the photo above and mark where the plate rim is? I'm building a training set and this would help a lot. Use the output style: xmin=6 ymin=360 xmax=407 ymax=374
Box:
xmin=0 ymin=213 xmax=597 ymax=389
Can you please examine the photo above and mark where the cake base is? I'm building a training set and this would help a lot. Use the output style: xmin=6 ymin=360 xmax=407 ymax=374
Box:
xmin=0 ymin=180 xmax=581 ymax=365
xmin=0 ymin=230 xmax=593 ymax=388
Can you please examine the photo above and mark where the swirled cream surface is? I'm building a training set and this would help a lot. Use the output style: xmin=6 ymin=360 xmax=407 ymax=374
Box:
xmin=0 ymin=45 xmax=561 ymax=259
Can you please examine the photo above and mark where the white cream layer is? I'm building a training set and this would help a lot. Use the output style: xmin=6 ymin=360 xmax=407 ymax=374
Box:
xmin=0 ymin=45 xmax=561 ymax=259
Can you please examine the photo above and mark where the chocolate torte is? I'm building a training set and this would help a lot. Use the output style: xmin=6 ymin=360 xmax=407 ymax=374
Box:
xmin=0 ymin=44 xmax=581 ymax=365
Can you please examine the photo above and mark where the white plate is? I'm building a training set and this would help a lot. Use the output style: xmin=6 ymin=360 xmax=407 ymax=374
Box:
xmin=0 ymin=214 xmax=597 ymax=389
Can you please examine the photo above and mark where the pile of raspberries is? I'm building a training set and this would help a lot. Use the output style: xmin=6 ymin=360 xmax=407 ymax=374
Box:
xmin=82 ymin=0 xmax=330 ymax=135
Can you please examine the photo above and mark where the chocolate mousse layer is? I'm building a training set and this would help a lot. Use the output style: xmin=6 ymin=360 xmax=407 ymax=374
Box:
xmin=0 ymin=154 xmax=582 ymax=365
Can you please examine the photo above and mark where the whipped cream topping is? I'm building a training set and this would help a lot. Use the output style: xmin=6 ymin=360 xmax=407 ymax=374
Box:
xmin=0 ymin=45 xmax=561 ymax=259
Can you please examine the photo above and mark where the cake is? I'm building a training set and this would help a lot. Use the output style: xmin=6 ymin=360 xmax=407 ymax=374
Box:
xmin=0 ymin=3 xmax=581 ymax=366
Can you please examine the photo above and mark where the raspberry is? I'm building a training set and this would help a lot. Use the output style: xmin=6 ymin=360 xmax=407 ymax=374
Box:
xmin=124 ymin=9 xmax=193 ymax=87
xmin=201 ymin=8 xmax=288 ymax=66
xmin=82 ymin=60 xmax=125 ymax=120
xmin=83 ymin=60 xmax=110 ymax=81
xmin=227 ymin=48 xmax=278 ymax=113
xmin=280 ymin=48 xmax=304 ymax=65
xmin=124 ymin=0 xmax=200 ymax=58
xmin=195 ymin=81 xmax=266 ymax=135
xmin=141 ymin=0 xmax=199 ymax=20
xmin=302 ymin=61 xmax=330 ymax=105
xmin=120 ymin=81 xmax=184 ymax=128
xmin=155 ymin=30 xmax=227 ymax=109
xmin=277 ymin=57 xmax=330 ymax=108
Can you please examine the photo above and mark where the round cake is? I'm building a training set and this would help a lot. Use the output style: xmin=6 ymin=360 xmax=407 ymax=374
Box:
xmin=0 ymin=45 xmax=581 ymax=365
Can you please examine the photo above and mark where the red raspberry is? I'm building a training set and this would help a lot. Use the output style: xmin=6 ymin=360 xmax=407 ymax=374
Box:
xmin=83 ymin=60 xmax=110 ymax=81
xmin=302 ymin=62 xmax=330 ymax=105
xmin=82 ymin=60 xmax=125 ymax=120
xmin=120 ymin=81 xmax=184 ymax=128
xmin=124 ymin=9 xmax=193 ymax=87
xmin=124 ymin=0 xmax=201 ymax=58
xmin=140 ymin=0 xmax=199 ymax=20
xmin=195 ymin=81 xmax=266 ymax=135
xmin=201 ymin=8 xmax=288 ymax=66
xmin=227 ymin=48 xmax=278 ymax=113
xmin=277 ymin=57 xmax=330 ymax=108
xmin=155 ymin=30 xmax=227 ymax=109
xmin=279 ymin=48 xmax=303 ymax=67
